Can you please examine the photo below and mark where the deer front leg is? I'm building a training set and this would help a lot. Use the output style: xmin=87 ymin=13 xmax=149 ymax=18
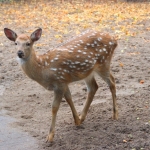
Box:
xmin=46 ymin=89 xmax=64 ymax=142
xmin=80 ymin=76 xmax=98 ymax=123
xmin=64 ymin=86 xmax=80 ymax=125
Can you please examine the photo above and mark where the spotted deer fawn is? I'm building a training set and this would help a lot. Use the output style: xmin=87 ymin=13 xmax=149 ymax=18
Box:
xmin=4 ymin=28 xmax=118 ymax=142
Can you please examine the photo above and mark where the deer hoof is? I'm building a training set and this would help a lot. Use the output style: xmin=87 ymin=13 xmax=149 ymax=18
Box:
xmin=75 ymin=118 xmax=81 ymax=126
xmin=46 ymin=134 xmax=54 ymax=143
xmin=79 ymin=115 xmax=85 ymax=124
xmin=113 ymin=112 xmax=118 ymax=120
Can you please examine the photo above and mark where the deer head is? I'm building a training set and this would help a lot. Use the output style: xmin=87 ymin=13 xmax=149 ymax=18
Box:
xmin=4 ymin=28 xmax=42 ymax=60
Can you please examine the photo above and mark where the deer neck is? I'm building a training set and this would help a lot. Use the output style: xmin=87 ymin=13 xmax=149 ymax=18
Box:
xmin=17 ymin=49 xmax=42 ymax=81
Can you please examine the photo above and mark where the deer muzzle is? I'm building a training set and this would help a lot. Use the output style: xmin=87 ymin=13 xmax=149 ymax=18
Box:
xmin=17 ymin=50 xmax=24 ymax=58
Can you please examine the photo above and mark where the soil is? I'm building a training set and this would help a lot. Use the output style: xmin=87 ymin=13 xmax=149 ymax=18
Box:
xmin=0 ymin=23 xmax=150 ymax=150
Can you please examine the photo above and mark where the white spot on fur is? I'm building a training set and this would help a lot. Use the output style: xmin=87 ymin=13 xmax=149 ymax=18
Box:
xmin=45 ymin=61 xmax=48 ymax=66
xmin=63 ymin=62 xmax=67 ymax=64
xmin=91 ymin=44 xmax=94 ymax=47
xmin=79 ymin=40 xmax=84 ymax=43
xmin=109 ymin=42 xmax=113 ymax=45
xmin=103 ymin=48 xmax=106 ymax=51
xmin=75 ymin=61 xmax=80 ymax=64
xmin=50 ymin=68 xmax=57 ymax=71
xmin=54 ymin=58 xmax=59 ymax=60
xmin=60 ymin=76 xmax=65 ymax=79
xmin=93 ymin=60 xmax=96 ymax=64
xmin=94 ymin=41 xmax=97 ymax=44
xmin=98 ymin=37 xmax=102 ymax=41
xmin=81 ymin=63 xmax=86 ymax=66
xmin=86 ymin=64 xmax=90 ymax=67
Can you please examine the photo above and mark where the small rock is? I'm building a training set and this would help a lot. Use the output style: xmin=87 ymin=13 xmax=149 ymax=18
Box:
xmin=115 ymin=78 xmax=120 ymax=83
xmin=112 ymin=68 xmax=119 ymax=72
xmin=21 ymin=115 xmax=32 ymax=119
xmin=82 ymin=87 xmax=87 ymax=91
xmin=0 ymin=76 xmax=5 ymax=79
xmin=128 ymin=75 xmax=134 ymax=79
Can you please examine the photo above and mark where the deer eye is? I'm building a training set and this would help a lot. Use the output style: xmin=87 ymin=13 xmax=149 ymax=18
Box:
xmin=26 ymin=42 xmax=30 ymax=46
xmin=15 ymin=42 xmax=17 ymax=45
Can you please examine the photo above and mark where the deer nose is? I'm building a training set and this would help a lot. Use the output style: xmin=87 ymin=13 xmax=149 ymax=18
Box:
xmin=17 ymin=50 xmax=24 ymax=58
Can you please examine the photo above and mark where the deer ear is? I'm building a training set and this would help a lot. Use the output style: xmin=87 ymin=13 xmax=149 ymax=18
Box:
xmin=30 ymin=28 xmax=42 ymax=42
xmin=4 ymin=28 xmax=17 ymax=42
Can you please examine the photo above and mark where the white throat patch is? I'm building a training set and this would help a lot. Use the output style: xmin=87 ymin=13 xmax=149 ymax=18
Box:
xmin=16 ymin=57 xmax=26 ymax=65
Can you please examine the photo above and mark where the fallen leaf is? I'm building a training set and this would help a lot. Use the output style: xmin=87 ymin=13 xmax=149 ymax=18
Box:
xmin=119 ymin=61 xmax=124 ymax=68
xmin=55 ymin=35 xmax=62 ymax=38
xmin=140 ymin=80 xmax=144 ymax=84
xmin=123 ymin=139 xmax=127 ymax=143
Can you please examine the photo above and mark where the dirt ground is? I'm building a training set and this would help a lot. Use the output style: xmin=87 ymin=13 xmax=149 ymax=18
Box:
xmin=0 ymin=4 xmax=150 ymax=150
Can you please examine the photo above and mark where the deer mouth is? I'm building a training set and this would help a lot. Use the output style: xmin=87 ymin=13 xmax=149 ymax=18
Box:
xmin=17 ymin=50 xmax=24 ymax=58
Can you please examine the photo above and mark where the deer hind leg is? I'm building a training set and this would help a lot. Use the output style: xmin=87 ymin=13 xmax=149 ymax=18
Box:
xmin=109 ymin=73 xmax=118 ymax=120
xmin=64 ymin=86 xmax=80 ymax=125
xmin=46 ymin=88 xmax=64 ymax=142
xmin=97 ymin=69 xmax=118 ymax=120
xmin=80 ymin=75 xmax=98 ymax=124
